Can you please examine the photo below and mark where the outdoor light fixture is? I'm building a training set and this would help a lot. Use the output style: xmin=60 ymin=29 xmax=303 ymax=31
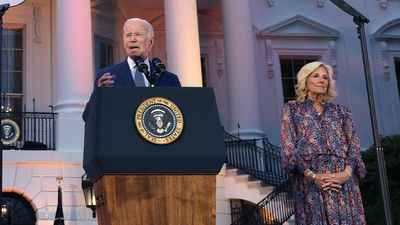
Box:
xmin=1 ymin=202 xmax=11 ymax=224
xmin=0 ymin=203 xmax=7 ymax=218
xmin=81 ymin=174 xmax=96 ymax=218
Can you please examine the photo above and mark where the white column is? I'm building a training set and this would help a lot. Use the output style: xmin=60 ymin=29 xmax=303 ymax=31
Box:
xmin=221 ymin=0 xmax=264 ymax=139
xmin=55 ymin=0 xmax=93 ymax=151
xmin=164 ymin=0 xmax=202 ymax=87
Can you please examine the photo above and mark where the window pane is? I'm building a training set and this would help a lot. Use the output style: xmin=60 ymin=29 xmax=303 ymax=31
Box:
xmin=280 ymin=57 xmax=318 ymax=103
xmin=395 ymin=57 xmax=400 ymax=99
xmin=94 ymin=36 xmax=114 ymax=71
xmin=201 ymin=56 xmax=207 ymax=87
xmin=100 ymin=42 xmax=106 ymax=62
xmin=306 ymin=58 xmax=315 ymax=64
xmin=1 ymin=28 xmax=23 ymax=112
xmin=6 ymin=96 xmax=23 ymax=112
xmin=12 ymin=50 xmax=23 ymax=71
xmin=9 ymin=72 xmax=23 ymax=93
xmin=2 ymin=29 xmax=9 ymax=47
xmin=107 ymin=45 xmax=113 ymax=65
xmin=280 ymin=60 xmax=292 ymax=79
xmin=293 ymin=59 xmax=306 ymax=76
xmin=10 ymin=29 xmax=23 ymax=49
xmin=2 ymin=72 xmax=8 ymax=92
xmin=282 ymin=78 xmax=295 ymax=98
xmin=2 ymin=51 xmax=8 ymax=71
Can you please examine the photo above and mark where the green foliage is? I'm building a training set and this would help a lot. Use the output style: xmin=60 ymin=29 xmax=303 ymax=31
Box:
xmin=360 ymin=134 xmax=400 ymax=225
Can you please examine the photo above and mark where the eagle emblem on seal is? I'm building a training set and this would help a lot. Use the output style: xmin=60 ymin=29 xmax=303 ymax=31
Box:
xmin=135 ymin=97 xmax=184 ymax=145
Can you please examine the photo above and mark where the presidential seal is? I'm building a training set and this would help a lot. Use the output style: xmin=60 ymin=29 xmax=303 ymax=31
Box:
xmin=1 ymin=119 xmax=21 ymax=145
xmin=135 ymin=97 xmax=184 ymax=145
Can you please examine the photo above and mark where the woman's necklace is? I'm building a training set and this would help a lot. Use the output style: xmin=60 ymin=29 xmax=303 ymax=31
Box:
xmin=314 ymin=102 xmax=323 ymax=116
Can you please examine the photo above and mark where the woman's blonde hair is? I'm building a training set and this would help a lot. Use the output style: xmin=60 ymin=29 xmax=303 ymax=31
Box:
xmin=295 ymin=61 xmax=337 ymax=102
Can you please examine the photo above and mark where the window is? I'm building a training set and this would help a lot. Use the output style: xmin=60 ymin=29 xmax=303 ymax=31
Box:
xmin=395 ymin=57 xmax=400 ymax=99
xmin=1 ymin=192 xmax=36 ymax=225
xmin=280 ymin=57 xmax=318 ymax=102
xmin=1 ymin=29 xmax=23 ymax=113
xmin=201 ymin=56 xmax=208 ymax=87
xmin=94 ymin=35 xmax=114 ymax=73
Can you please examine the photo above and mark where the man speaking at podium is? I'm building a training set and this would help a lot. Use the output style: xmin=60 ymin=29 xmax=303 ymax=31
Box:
xmin=83 ymin=18 xmax=181 ymax=122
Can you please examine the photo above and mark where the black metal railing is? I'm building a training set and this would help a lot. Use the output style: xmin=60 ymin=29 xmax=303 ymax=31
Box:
xmin=1 ymin=112 xmax=56 ymax=150
xmin=231 ymin=180 xmax=294 ymax=225
xmin=230 ymin=200 xmax=259 ymax=224
xmin=231 ymin=204 xmax=242 ymax=223
xmin=224 ymin=131 xmax=294 ymax=225
xmin=224 ymin=132 xmax=289 ymax=186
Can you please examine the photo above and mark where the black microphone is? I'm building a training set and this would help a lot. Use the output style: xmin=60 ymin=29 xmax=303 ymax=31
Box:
xmin=133 ymin=56 xmax=154 ymax=86
xmin=133 ymin=56 xmax=150 ymax=74
xmin=151 ymin=57 xmax=166 ymax=74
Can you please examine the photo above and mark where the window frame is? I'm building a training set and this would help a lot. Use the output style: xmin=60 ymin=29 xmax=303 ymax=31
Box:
xmin=93 ymin=34 xmax=115 ymax=75
xmin=271 ymin=49 xmax=328 ymax=109
xmin=279 ymin=56 xmax=320 ymax=103
xmin=1 ymin=27 xmax=24 ymax=113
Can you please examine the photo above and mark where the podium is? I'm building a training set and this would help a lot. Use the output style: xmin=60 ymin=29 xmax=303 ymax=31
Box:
xmin=83 ymin=87 xmax=226 ymax=225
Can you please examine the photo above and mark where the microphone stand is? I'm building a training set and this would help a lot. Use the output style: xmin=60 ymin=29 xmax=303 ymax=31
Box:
xmin=133 ymin=56 xmax=155 ymax=87
xmin=330 ymin=1 xmax=393 ymax=224
xmin=149 ymin=71 xmax=165 ymax=87
xmin=144 ymin=67 xmax=166 ymax=87
xmin=150 ymin=58 xmax=166 ymax=86
xmin=134 ymin=57 xmax=167 ymax=87
xmin=142 ymin=70 xmax=154 ymax=87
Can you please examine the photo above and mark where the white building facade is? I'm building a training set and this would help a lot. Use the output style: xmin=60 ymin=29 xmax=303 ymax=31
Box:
xmin=2 ymin=0 xmax=400 ymax=224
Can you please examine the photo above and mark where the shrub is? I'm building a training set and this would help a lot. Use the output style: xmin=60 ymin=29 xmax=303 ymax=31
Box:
xmin=360 ymin=134 xmax=400 ymax=225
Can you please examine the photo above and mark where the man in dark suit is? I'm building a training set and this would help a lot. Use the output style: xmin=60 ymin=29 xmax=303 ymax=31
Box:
xmin=83 ymin=18 xmax=181 ymax=121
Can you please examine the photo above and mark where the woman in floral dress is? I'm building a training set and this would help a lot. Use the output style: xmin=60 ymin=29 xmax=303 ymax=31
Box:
xmin=280 ymin=61 xmax=366 ymax=225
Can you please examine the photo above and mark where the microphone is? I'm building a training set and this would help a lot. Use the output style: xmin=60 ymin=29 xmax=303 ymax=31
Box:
xmin=133 ymin=56 xmax=150 ymax=74
xmin=151 ymin=57 xmax=166 ymax=75
xmin=133 ymin=56 xmax=154 ymax=86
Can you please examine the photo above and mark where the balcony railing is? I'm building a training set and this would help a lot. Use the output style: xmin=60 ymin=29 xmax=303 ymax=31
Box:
xmin=1 ymin=112 xmax=56 ymax=150
xmin=231 ymin=180 xmax=294 ymax=225
xmin=225 ymin=132 xmax=289 ymax=186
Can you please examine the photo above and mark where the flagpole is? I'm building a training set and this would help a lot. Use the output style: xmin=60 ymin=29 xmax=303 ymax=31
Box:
xmin=54 ymin=176 xmax=65 ymax=225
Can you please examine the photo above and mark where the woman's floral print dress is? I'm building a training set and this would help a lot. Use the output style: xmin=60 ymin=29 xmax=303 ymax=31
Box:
xmin=281 ymin=100 xmax=366 ymax=225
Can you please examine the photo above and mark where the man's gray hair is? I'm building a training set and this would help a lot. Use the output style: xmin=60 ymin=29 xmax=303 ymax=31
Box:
xmin=123 ymin=18 xmax=154 ymax=39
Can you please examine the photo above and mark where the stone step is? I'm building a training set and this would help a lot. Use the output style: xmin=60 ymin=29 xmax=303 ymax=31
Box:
xmin=258 ymin=186 xmax=275 ymax=195
xmin=226 ymin=168 xmax=275 ymax=190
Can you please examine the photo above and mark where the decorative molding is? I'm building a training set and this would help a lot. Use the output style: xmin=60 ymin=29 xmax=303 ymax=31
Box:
xmin=374 ymin=18 xmax=400 ymax=81
xmin=373 ymin=18 xmax=400 ymax=39
xmin=266 ymin=0 xmax=275 ymax=7
xmin=265 ymin=39 xmax=274 ymax=79
xmin=215 ymin=39 xmax=224 ymax=78
xmin=259 ymin=15 xmax=340 ymax=38
xmin=316 ymin=0 xmax=325 ymax=8
xmin=33 ymin=5 xmax=42 ymax=43
xmin=379 ymin=41 xmax=391 ymax=81
xmin=328 ymin=40 xmax=338 ymax=79
xmin=378 ymin=0 xmax=388 ymax=9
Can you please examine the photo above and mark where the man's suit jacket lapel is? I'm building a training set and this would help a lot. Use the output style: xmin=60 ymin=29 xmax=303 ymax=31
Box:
xmin=117 ymin=61 xmax=135 ymax=86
